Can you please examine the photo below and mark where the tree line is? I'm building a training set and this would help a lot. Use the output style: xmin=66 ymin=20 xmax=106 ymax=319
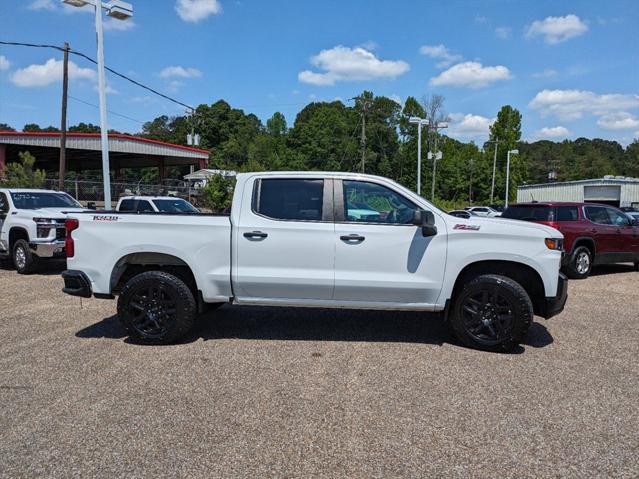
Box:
xmin=1 ymin=90 xmax=638 ymax=209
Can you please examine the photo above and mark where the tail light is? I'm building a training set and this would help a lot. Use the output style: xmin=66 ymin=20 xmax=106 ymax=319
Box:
xmin=65 ymin=219 xmax=79 ymax=258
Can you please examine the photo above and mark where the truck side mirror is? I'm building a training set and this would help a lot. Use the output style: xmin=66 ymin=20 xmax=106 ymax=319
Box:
xmin=412 ymin=209 xmax=437 ymax=237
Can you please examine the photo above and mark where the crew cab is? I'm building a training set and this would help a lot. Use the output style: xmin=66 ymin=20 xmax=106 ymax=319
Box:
xmin=116 ymin=196 xmax=199 ymax=213
xmin=61 ymin=172 xmax=568 ymax=352
xmin=502 ymin=202 xmax=639 ymax=279
xmin=0 ymin=188 xmax=85 ymax=273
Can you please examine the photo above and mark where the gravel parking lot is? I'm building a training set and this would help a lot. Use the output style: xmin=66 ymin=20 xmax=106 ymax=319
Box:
xmin=0 ymin=262 xmax=637 ymax=478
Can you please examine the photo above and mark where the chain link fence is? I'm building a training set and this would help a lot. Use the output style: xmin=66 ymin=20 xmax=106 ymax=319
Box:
xmin=44 ymin=179 xmax=207 ymax=209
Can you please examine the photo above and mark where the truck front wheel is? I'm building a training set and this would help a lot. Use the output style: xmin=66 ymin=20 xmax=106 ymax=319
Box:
xmin=13 ymin=239 xmax=38 ymax=274
xmin=117 ymin=271 xmax=197 ymax=344
xmin=450 ymin=274 xmax=533 ymax=352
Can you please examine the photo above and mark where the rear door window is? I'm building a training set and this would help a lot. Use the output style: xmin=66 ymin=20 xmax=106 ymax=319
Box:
xmin=502 ymin=205 xmax=554 ymax=221
xmin=556 ymin=206 xmax=578 ymax=222
xmin=585 ymin=206 xmax=612 ymax=224
xmin=254 ymin=179 xmax=324 ymax=221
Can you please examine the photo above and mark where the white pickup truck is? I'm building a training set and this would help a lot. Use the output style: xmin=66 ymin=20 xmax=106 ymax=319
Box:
xmin=0 ymin=188 xmax=86 ymax=273
xmin=62 ymin=172 xmax=568 ymax=352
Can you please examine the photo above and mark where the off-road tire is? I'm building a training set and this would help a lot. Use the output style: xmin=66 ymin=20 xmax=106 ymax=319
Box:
xmin=117 ymin=271 xmax=197 ymax=345
xmin=564 ymin=246 xmax=592 ymax=279
xmin=450 ymin=274 xmax=533 ymax=352
xmin=12 ymin=239 xmax=38 ymax=274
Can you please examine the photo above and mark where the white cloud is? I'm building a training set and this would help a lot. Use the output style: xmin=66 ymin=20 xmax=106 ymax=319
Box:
xmin=419 ymin=44 xmax=463 ymax=68
xmin=159 ymin=66 xmax=203 ymax=79
xmin=597 ymin=112 xmax=639 ymax=130
xmin=448 ymin=113 xmax=495 ymax=140
xmin=495 ymin=26 xmax=512 ymax=39
xmin=166 ymin=80 xmax=185 ymax=92
xmin=298 ymin=45 xmax=409 ymax=86
xmin=429 ymin=61 xmax=512 ymax=89
xmin=529 ymin=89 xmax=639 ymax=121
xmin=10 ymin=58 xmax=96 ymax=88
xmin=175 ymin=0 xmax=222 ymax=23
xmin=389 ymin=94 xmax=401 ymax=105
xmin=532 ymin=69 xmax=558 ymax=78
xmin=103 ymin=18 xmax=136 ymax=31
xmin=526 ymin=14 xmax=588 ymax=44
xmin=28 ymin=0 xmax=55 ymax=10
xmin=532 ymin=126 xmax=571 ymax=140
xmin=0 ymin=55 xmax=10 ymax=71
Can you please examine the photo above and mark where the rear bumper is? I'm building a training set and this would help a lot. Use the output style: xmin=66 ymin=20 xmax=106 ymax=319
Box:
xmin=29 ymin=239 xmax=66 ymax=258
xmin=62 ymin=270 xmax=92 ymax=298
xmin=541 ymin=272 xmax=568 ymax=319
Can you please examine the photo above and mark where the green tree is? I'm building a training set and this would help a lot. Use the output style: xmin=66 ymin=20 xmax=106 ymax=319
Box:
xmin=201 ymin=174 xmax=235 ymax=212
xmin=1 ymin=151 xmax=46 ymax=188
xmin=0 ymin=123 xmax=16 ymax=132
xmin=485 ymin=105 xmax=523 ymax=203
xmin=23 ymin=123 xmax=59 ymax=132
xmin=69 ymin=123 xmax=101 ymax=133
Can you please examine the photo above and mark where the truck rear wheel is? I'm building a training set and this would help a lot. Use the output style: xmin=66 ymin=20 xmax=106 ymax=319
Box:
xmin=13 ymin=239 xmax=38 ymax=274
xmin=117 ymin=271 xmax=196 ymax=345
xmin=450 ymin=274 xmax=533 ymax=352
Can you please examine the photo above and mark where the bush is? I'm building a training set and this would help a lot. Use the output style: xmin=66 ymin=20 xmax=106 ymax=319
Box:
xmin=201 ymin=174 xmax=235 ymax=212
xmin=0 ymin=151 xmax=46 ymax=188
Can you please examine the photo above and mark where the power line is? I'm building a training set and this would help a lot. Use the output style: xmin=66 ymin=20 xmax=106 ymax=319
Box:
xmin=68 ymin=95 xmax=145 ymax=124
xmin=0 ymin=40 xmax=195 ymax=112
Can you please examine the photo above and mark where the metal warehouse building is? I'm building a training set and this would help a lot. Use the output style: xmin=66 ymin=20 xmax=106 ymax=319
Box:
xmin=517 ymin=176 xmax=639 ymax=208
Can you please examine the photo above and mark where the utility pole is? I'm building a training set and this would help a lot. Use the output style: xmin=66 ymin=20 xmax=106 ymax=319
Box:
xmin=488 ymin=137 xmax=501 ymax=204
xmin=58 ymin=42 xmax=69 ymax=191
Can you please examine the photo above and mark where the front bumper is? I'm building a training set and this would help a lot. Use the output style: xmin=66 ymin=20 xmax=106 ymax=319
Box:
xmin=29 ymin=239 xmax=66 ymax=258
xmin=541 ymin=272 xmax=568 ymax=319
xmin=62 ymin=270 xmax=92 ymax=298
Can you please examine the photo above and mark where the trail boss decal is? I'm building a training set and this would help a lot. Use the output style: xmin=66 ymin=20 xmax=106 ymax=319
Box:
xmin=453 ymin=224 xmax=481 ymax=231
xmin=93 ymin=215 xmax=119 ymax=222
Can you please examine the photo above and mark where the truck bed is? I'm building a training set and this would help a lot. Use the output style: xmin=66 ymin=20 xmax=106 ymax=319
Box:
xmin=68 ymin=211 xmax=233 ymax=302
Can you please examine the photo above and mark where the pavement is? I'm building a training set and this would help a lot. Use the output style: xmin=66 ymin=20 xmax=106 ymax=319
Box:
xmin=0 ymin=261 xmax=637 ymax=478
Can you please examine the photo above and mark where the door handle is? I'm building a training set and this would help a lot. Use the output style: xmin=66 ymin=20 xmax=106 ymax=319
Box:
xmin=340 ymin=234 xmax=365 ymax=242
xmin=243 ymin=231 xmax=268 ymax=239
xmin=591 ymin=228 xmax=597 ymax=234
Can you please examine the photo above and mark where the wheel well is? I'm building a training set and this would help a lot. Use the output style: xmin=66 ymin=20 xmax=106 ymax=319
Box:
xmin=572 ymin=238 xmax=595 ymax=257
xmin=452 ymin=260 xmax=546 ymax=317
xmin=9 ymin=228 xmax=29 ymax=249
xmin=110 ymin=253 xmax=198 ymax=296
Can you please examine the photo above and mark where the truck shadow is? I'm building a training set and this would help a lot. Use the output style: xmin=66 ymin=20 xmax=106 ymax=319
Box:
xmin=77 ymin=306 xmax=554 ymax=352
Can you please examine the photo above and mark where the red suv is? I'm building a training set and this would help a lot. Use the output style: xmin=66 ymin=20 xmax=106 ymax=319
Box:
xmin=502 ymin=202 xmax=639 ymax=279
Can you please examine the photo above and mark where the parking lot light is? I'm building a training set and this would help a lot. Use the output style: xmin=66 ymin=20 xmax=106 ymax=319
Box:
xmin=505 ymin=149 xmax=519 ymax=208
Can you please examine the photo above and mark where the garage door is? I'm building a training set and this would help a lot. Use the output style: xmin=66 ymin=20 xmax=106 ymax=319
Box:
xmin=584 ymin=185 xmax=621 ymax=202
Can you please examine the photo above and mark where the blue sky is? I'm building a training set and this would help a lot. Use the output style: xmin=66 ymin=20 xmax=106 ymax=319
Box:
xmin=1 ymin=0 xmax=638 ymax=145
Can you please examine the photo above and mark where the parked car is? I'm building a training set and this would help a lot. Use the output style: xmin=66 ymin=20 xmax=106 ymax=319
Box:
xmin=0 ymin=188 xmax=85 ymax=273
xmin=448 ymin=209 xmax=476 ymax=219
xmin=116 ymin=196 xmax=199 ymax=213
xmin=62 ymin=172 xmax=567 ymax=352
xmin=502 ymin=202 xmax=639 ymax=279
xmin=464 ymin=206 xmax=501 ymax=217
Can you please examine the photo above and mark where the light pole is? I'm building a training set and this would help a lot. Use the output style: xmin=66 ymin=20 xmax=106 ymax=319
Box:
xmin=62 ymin=0 xmax=133 ymax=209
xmin=428 ymin=121 xmax=447 ymax=202
xmin=505 ymin=149 xmax=519 ymax=208
xmin=486 ymin=137 xmax=501 ymax=204
xmin=409 ymin=116 xmax=428 ymax=195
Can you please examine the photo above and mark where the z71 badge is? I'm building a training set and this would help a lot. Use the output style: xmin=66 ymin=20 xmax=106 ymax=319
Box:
xmin=453 ymin=224 xmax=480 ymax=231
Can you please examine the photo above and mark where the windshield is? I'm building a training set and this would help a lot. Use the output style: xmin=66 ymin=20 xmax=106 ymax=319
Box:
xmin=152 ymin=198 xmax=199 ymax=213
xmin=10 ymin=192 xmax=82 ymax=210
xmin=502 ymin=205 xmax=554 ymax=221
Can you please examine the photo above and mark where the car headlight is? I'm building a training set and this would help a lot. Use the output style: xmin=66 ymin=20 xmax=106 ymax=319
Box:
xmin=545 ymin=238 xmax=564 ymax=251
xmin=33 ymin=218 xmax=60 ymax=238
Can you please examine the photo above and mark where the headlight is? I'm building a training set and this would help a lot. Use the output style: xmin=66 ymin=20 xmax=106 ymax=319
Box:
xmin=33 ymin=218 xmax=61 ymax=238
xmin=545 ymin=238 xmax=564 ymax=251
